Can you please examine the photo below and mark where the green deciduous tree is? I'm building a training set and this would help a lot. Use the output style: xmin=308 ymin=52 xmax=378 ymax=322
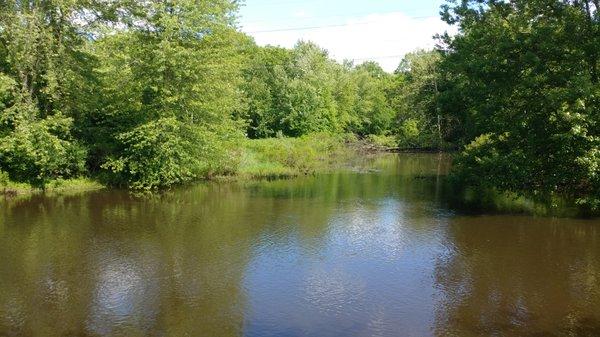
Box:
xmin=84 ymin=0 xmax=249 ymax=189
xmin=439 ymin=0 xmax=600 ymax=205
xmin=242 ymin=41 xmax=354 ymax=137
xmin=0 ymin=0 xmax=121 ymax=186
xmin=392 ymin=50 xmax=448 ymax=149
xmin=241 ymin=43 xmax=397 ymax=139
xmin=348 ymin=61 xmax=394 ymax=136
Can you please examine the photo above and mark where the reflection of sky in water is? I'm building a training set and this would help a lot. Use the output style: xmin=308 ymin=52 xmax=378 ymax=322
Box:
xmin=0 ymin=295 xmax=25 ymax=331
xmin=86 ymin=249 xmax=160 ymax=336
xmin=243 ymin=197 xmax=450 ymax=337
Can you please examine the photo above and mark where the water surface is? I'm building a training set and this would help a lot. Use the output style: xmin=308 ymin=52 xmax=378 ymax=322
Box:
xmin=1 ymin=154 xmax=599 ymax=337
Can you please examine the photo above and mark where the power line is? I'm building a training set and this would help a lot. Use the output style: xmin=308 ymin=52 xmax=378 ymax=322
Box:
xmin=241 ymin=0 xmax=385 ymax=9
xmin=350 ymin=54 xmax=406 ymax=61
xmin=245 ymin=15 xmax=434 ymax=33
xmin=241 ymin=0 xmax=440 ymax=12
xmin=241 ymin=9 xmax=435 ymax=25
xmin=241 ymin=0 xmax=318 ymax=8
xmin=247 ymin=21 xmax=374 ymax=33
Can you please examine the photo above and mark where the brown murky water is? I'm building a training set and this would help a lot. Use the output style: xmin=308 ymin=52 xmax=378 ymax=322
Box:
xmin=1 ymin=154 xmax=599 ymax=337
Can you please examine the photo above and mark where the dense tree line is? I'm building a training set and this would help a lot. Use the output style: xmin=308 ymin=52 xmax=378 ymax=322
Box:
xmin=241 ymin=43 xmax=403 ymax=138
xmin=0 ymin=0 xmax=440 ymax=190
xmin=435 ymin=0 xmax=600 ymax=207
xmin=3 ymin=0 xmax=597 ymax=207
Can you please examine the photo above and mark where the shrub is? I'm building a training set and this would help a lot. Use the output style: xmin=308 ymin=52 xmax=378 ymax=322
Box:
xmin=0 ymin=170 xmax=8 ymax=187
xmin=239 ymin=133 xmax=348 ymax=178
xmin=398 ymin=119 xmax=439 ymax=149
xmin=102 ymin=117 xmax=243 ymax=190
xmin=0 ymin=114 xmax=87 ymax=188
xmin=103 ymin=118 xmax=199 ymax=190
xmin=366 ymin=134 xmax=397 ymax=149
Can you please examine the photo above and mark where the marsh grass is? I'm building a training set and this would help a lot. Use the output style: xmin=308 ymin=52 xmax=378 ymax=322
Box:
xmin=238 ymin=133 xmax=353 ymax=179
xmin=1 ymin=172 xmax=104 ymax=197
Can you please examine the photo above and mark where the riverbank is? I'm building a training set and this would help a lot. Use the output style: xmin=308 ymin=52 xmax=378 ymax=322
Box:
xmin=0 ymin=176 xmax=105 ymax=197
xmin=1 ymin=134 xmax=393 ymax=197
xmin=238 ymin=134 xmax=380 ymax=179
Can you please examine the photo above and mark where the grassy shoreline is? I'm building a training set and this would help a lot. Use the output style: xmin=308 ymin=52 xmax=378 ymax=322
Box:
xmin=1 ymin=134 xmax=391 ymax=197
xmin=1 ymin=177 xmax=105 ymax=197
xmin=238 ymin=134 xmax=356 ymax=179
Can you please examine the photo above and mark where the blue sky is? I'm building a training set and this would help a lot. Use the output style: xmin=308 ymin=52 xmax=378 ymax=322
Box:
xmin=238 ymin=0 xmax=452 ymax=71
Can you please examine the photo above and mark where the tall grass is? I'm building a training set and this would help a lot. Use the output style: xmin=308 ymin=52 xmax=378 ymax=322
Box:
xmin=1 ymin=170 xmax=104 ymax=196
xmin=238 ymin=133 xmax=353 ymax=179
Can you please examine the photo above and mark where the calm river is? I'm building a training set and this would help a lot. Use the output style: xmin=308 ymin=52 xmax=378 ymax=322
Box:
xmin=1 ymin=154 xmax=599 ymax=337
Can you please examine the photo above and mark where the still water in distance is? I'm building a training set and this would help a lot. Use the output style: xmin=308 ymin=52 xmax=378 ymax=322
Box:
xmin=1 ymin=154 xmax=600 ymax=337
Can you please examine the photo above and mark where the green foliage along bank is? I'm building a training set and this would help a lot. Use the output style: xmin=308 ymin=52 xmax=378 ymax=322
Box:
xmin=2 ymin=0 xmax=598 ymax=213
xmin=0 ymin=133 xmax=352 ymax=194
xmin=239 ymin=133 xmax=353 ymax=179
xmin=0 ymin=0 xmax=437 ymax=192
xmin=436 ymin=0 xmax=600 ymax=209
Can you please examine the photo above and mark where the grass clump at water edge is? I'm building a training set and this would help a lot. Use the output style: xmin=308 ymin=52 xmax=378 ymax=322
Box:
xmin=238 ymin=133 xmax=354 ymax=179
xmin=1 ymin=170 xmax=104 ymax=197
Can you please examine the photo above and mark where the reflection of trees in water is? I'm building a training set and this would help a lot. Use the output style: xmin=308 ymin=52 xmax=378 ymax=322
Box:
xmin=1 ymin=178 xmax=350 ymax=336
xmin=0 ymin=153 xmax=455 ymax=336
xmin=0 ymin=193 xmax=97 ymax=336
xmin=0 ymin=186 xmax=262 ymax=336
xmin=434 ymin=216 xmax=600 ymax=336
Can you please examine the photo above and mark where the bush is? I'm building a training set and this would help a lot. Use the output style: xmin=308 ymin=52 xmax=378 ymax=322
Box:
xmin=0 ymin=114 xmax=87 ymax=188
xmin=366 ymin=134 xmax=397 ymax=149
xmin=103 ymin=118 xmax=199 ymax=190
xmin=0 ymin=170 xmax=8 ymax=187
xmin=396 ymin=118 xmax=449 ymax=150
xmin=102 ymin=117 xmax=243 ymax=190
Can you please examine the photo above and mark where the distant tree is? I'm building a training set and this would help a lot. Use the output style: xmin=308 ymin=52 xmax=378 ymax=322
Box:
xmin=242 ymin=41 xmax=353 ymax=138
xmin=349 ymin=62 xmax=394 ymax=136
xmin=392 ymin=50 xmax=446 ymax=148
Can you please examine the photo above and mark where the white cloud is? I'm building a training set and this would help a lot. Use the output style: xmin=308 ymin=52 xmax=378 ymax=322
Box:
xmin=242 ymin=12 xmax=456 ymax=72
xmin=292 ymin=10 xmax=309 ymax=18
